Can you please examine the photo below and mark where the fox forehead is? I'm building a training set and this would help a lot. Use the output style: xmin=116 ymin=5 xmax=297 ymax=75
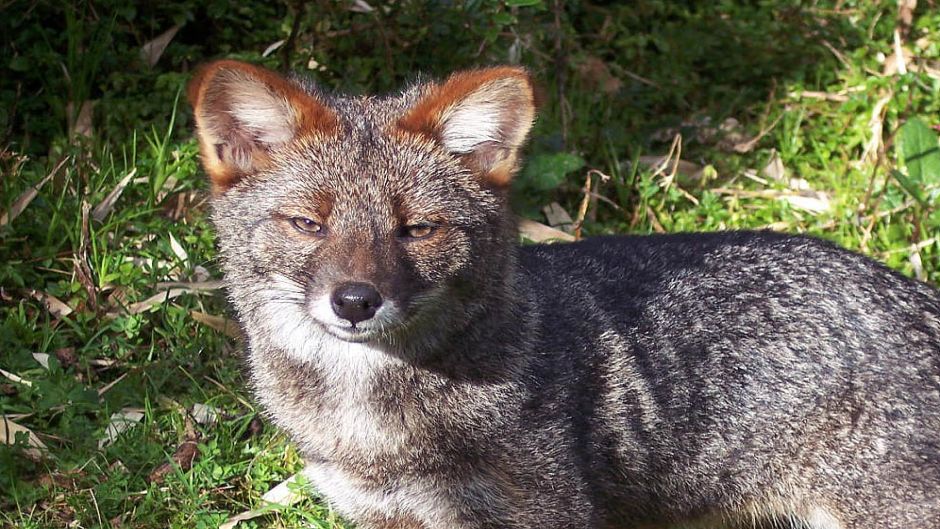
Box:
xmin=242 ymin=130 xmax=497 ymax=229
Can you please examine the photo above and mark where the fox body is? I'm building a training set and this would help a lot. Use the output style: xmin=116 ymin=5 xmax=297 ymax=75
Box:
xmin=189 ymin=61 xmax=940 ymax=528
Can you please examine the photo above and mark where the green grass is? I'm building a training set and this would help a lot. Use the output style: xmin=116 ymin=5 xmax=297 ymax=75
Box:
xmin=2 ymin=1 xmax=939 ymax=528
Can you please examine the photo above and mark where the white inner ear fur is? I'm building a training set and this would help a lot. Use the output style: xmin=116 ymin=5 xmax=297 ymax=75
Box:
xmin=225 ymin=77 xmax=298 ymax=145
xmin=437 ymin=78 xmax=531 ymax=155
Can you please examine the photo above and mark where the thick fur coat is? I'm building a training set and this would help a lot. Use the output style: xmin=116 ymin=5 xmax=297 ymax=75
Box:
xmin=189 ymin=60 xmax=940 ymax=528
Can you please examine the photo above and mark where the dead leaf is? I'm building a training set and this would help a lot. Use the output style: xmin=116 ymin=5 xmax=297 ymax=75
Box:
xmin=910 ymin=248 xmax=925 ymax=281
xmin=190 ymin=403 xmax=220 ymax=426
xmin=761 ymin=150 xmax=787 ymax=181
xmin=638 ymin=155 xmax=704 ymax=181
xmin=541 ymin=202 xmax=574 ymax=232
xmin=517 ymin=218 xmax=575 ymax=243
xmin=191 ymin=311 xmax=242 ymax=340
xmin=92 ymin=168 xmax=137 ymax=222
xmin=898 ymin=0 xmax=916 ymax=37
xmin=140 ymin=24 xmax=182 ymax=67
xmin=148 ymin=434 xmax=200 ymax=483
xmin=860 ymin=91 xmax=893 ymax=165
xmin=711 ymin=188 xmax=831 ymax=214
xmin=168 ymin=232 xmax=189 ymax=266
xmin=32 ymin=353 xmax=50 ymax=369
xmin=193 ymin=265 xmax=211 ymax=282
xmin=0 ymin=368 xmax=32 ymax=387
xmin=67 ymin=100 xmax=95 ymax=138
xmin=787 ymin=90 xmax=849 ymax=102
xmin=220 ymin=470 xmax=311 ymax=529
xmin=37 ymin=468 xmax=85 ymax=490
xmin=262 ymin=39 xmax=286 ymax=58
xmin=576 ymin=56 xmax=623 ymax=95
xmin=155 ymin=280 xmax=223 ymax=292
xmin=731 ymin=114 xmax=784 ymax=153
xmin=0 ymin=157 xmax=69 ymax=227
xmin=29 ymin=289 xmax=73 ymax=319
xmin=55 ymin=347 xmax=77 ymax=368
xmin=120 ymin=288 xmax=193 ymax=315
xmin=75 ymin=201 xmax=99 ymax=313
xmin=349 ymin=0 xmax=373 ymax=12
xmin=98 ymin=409 xmax=144 ymax=448
xmin=1 ymin=415 xmax=48 ymax=460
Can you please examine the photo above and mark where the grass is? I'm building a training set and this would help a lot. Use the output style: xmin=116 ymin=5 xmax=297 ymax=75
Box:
xmin=1 ymin=1 xmax=939 ymax=528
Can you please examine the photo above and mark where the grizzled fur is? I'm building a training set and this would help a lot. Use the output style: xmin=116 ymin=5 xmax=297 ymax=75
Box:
xmin=189 ymin=60 xmax=940 ymax=529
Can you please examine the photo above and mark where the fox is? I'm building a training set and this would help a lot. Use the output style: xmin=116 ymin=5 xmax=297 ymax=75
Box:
xmin=188 ymin=59 xmax=940 ymax=529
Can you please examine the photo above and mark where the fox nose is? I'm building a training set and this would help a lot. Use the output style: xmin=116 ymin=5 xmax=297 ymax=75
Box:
xmin=330 ymin=282 xmax=383 ymax=325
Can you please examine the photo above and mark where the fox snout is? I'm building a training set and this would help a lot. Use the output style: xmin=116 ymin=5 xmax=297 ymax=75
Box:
xmin=330 ymin=282 xmax=383 ymax=325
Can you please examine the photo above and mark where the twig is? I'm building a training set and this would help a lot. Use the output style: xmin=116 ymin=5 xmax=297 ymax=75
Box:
xmin=280 ymin=1 xmax=305 ymax=71
xmin=553 ymin=0 xmax=569 ymax=148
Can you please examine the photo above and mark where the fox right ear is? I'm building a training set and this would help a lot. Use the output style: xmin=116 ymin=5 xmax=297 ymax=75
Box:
xmin=398 ymin=67 xmax=537 ymax=187
xmin=188 ymin=60 xmax=337 ymax=193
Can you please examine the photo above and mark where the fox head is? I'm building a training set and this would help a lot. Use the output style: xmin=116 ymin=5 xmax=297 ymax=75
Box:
xmin=189 ymin=60 xmax=536 ymax=362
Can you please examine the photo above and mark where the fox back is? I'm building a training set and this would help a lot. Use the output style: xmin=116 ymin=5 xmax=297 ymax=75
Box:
xmin=189 ymin=61 xmax=940 ymax=529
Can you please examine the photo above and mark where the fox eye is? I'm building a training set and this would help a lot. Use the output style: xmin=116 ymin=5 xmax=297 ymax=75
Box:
xmin=290 ymin=217 xmax=326 ymax=236
xmin=401 ymin=223 xmax=437 ymax=240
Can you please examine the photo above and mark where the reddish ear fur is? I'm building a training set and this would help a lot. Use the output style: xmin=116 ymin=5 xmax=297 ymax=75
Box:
xmin=188 ymin=60 xmax=337 ymax=193
xmin=398 ymin=67 xmax=537 ymax=187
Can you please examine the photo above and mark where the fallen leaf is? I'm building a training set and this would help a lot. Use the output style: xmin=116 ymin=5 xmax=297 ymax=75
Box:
xmin=191 ymin=311 xmax=242 ymax=340
xmin=0 ymin=368 xmax=31 ymax=387
xmin=193 ymin=265 xmax=211 ymax=282
xmin=349 ymin=0 xmax=373 ymax=12
xmin=517 ymin=218 xmax=575 ymax=242
xmin=575 ymin=56 xmax=623 ymax=95
xmin=220 ymin=471 xmax=311 ymax=529
xmin=98 ymin=409 xmax=145 ymax=449
xmin=168 ymin=232 xmax=189 ymax=265
xmin=1 ymin=415 xmax=48 ymax=460
xmin=92 ymin=168 xmax=137 ymax=222
xmin=54 ymin=347 xmax=77 ymax=368
xmin=32 ymin=353 xmax=50 ymax=369
xmin=782 ymin=193 xmax=831 ymax=214
xmin=761 ymin=150 xmax=787 ymax=181
xmin=140 ymin=24 xmax=182 ymax=67
xmin=911 ymin=248 xmax=925 ymax=282
xmin=262 ymin=39 xmax=286 ymax=58
xmin=0 ymin=157 xmax=69 ymax=227
xmin=121 ymin=288 xmax=194 ymax=315
xmin=148 ymin=434 xmax=200 ymax=484
xmin=28 ymin=289 xmax=73 ymax=319
xmin=711 ymin=188 xmax=831 ymax=214
xmin=190 ymin=403 xmax=220 ymax=426
xmin=37 ymin=468 xmax=85 ymax=490
xmin=67 ymin=100 xmax=95 ymax=138
xmin=541 ymin=202 xmax=574 ymax=232
xmin=155 ymin=280 xmax=223 ymax=292
xmin=75 ymin=201 xmax=99 ymax=313
xmin=637 ymin=155 xmax=704 ymax=181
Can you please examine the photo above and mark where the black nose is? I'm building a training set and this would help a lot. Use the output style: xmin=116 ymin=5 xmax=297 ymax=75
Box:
xmin=330 ymin=282 xmax=383 ymax=325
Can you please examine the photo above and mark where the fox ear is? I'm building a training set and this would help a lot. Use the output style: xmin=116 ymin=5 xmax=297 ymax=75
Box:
xmin=188 ymin=60 xmax=337 ymax=193
xmin=398 ymin=67 xmax=537 ymax=187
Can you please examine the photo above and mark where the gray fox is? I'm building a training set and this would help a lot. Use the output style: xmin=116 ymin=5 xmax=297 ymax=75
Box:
xmin=189 ymin=60 xmax=940 ymax=528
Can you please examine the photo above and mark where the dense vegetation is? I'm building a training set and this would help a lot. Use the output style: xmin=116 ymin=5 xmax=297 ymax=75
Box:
xmin=2 ymin=1 xmax=938 ymax=527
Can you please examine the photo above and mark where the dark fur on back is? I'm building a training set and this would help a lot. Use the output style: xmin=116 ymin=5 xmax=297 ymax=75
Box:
xmin=189 ymin=61 xmax=940 ymax=528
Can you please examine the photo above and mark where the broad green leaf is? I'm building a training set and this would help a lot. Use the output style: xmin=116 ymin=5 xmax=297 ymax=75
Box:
xmin=520 ymin=153 xmax=586 ymax=191
xmin=898 ymin=117 xmax=940 ymax=205
xmin=504 ymin=0 xmax=543 ymax=7
xmin=891 ymin=170 xmax=926 ymax=206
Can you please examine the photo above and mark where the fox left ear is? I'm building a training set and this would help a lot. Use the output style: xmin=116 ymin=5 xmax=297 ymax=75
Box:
xmin=187 ymin=60 xmax=337 ymax=193
xmin=398 ymin=67 xmax=537 ymax=187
